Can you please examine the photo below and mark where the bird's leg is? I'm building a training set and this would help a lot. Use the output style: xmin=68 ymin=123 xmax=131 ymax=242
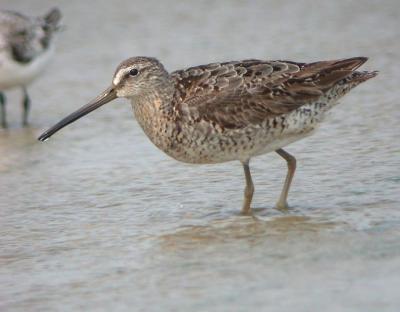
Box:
xmin=22 ymin=87 xmax=30 ymax=126
xmin=241 ymin=160 xmax=254 ymax=214
xmin=275 ymin=148 xmax=296 ymax=210
xmin=0 ymin=92 xmax=7 ymax=128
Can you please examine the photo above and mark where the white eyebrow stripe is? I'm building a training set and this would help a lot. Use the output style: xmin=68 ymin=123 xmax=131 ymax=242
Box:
xmin=113 ymin=67 xmax=130 ymax=85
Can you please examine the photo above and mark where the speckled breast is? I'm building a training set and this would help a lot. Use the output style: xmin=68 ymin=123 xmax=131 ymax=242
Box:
xmin=133 ymin=101 xmax=327 ymax=165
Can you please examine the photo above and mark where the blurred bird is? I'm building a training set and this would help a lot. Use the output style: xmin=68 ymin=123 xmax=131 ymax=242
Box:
xmin=0 ymin=8 xmax=62 ymax=127
xmin=38 ymin=56 xmax=377 ymax=214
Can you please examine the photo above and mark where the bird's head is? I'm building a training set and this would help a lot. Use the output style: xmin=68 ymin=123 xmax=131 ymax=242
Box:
xmin=38 ymin=57 xmax=169 ymax=141
xmin=112 ymin=57 xmax=170 ymax=98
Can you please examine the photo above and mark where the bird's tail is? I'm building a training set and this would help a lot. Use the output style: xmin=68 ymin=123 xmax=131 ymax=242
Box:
xmin=303 ymin=57 xmax=378 ymax=115
xmin=38 ymin=8 xmax=62 ymax=49
xmin=314 ymin=57 xmax=378 ymax=104
xmin=338 ymin=70 xmax=378 ymax=86
xmin=42 ymin=8 xmax=62 ymax=32
xmin=324 ymin=57 xmax=378 ymax=88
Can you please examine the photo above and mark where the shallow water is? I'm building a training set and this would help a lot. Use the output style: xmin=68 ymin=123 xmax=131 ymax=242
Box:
xmin=1 ymin=0 xmax=400 ymax=311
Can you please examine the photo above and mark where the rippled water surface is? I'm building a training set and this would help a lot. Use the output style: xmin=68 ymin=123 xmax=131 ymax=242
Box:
xmin=1 ymin=0 xmax=400 ymax=311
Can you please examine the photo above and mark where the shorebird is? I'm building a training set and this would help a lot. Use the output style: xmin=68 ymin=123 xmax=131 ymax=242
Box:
xmin=38 ymin=56 xmax=377 ymax=214
xmin=0 ymin=8 xmax=62 ymax=127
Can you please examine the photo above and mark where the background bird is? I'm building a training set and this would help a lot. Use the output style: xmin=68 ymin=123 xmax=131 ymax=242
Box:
xmin=0 ymin=7 xmax=61 ymax=127
xmin=38 ymin=56 xmax=377 ymax=214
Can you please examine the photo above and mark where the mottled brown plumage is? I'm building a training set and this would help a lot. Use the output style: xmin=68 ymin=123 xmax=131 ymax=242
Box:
xmin=38 ymin=56 xmax=377 ymax=214
xmin=171 ymin=57 xmax=374 ymax=130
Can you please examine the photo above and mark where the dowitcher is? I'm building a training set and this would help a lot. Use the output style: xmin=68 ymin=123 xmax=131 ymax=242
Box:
xmin=38 ymin=56 xmax=377 ymax=214
xmin=0 ymin=8 xmax=61 ymax=127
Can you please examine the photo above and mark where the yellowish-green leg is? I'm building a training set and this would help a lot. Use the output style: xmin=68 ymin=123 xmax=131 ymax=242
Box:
xmin=241 ymin=160 xmax=254 ymax=214
xmin=275 ymin=148 xmax=296 ymax=210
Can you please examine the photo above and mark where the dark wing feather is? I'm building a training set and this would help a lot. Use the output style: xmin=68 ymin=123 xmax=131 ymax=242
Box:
xmin=171 ymin=57 xmax=368 ymax=129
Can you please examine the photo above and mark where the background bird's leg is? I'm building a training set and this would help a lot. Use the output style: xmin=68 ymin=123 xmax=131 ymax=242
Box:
xmin=241 ymin=160 xmax=254 ymax=214
xmin=275 ymin=148 xmax=296 ymax=210
xmin=22 ymin=87 xmax=30 ymax=126
xmin=0 ymin=92 xmax=7 ymax=128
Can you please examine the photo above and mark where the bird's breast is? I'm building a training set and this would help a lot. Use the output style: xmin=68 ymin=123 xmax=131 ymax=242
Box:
xmin=0 ymin=45 xmax=54 ymax=89
xmin=131 ymin=101 xmax=327 ymax=164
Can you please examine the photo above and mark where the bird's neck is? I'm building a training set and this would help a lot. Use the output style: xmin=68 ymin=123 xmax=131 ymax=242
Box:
xmin=133 ymin=77 xmax=175 ymax=114
xmin=131 ymin=79 xmax=176 ymax=145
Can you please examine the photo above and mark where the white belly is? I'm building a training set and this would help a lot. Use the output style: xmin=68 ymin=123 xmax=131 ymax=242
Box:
xmin=0 ymin=46 xmax=54 ymax=90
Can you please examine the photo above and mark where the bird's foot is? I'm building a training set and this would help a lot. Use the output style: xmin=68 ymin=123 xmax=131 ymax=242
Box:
xmin=241 ymin=204 xmax=252 ymax=216
xmin=275 ymin=200 xmax=289 ymax=211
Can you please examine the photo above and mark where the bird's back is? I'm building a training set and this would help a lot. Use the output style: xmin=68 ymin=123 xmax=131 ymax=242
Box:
xmin=171 ymin=57 xmax=377 ymax=129
xmin=160 ymin=57 xmax=377 ymax=163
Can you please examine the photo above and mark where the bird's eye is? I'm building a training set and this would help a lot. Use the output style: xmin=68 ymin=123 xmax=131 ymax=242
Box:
xmin=129 ymin=68 xmax=139 ymax=76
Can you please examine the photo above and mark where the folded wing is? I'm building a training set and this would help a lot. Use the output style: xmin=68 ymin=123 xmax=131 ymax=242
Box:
xmin=171 ymin=57 xmax=369 ymax=129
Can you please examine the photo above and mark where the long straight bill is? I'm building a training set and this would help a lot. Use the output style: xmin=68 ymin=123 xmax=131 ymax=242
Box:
xmin=38 ymin=86 xmax=116 ymax=141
